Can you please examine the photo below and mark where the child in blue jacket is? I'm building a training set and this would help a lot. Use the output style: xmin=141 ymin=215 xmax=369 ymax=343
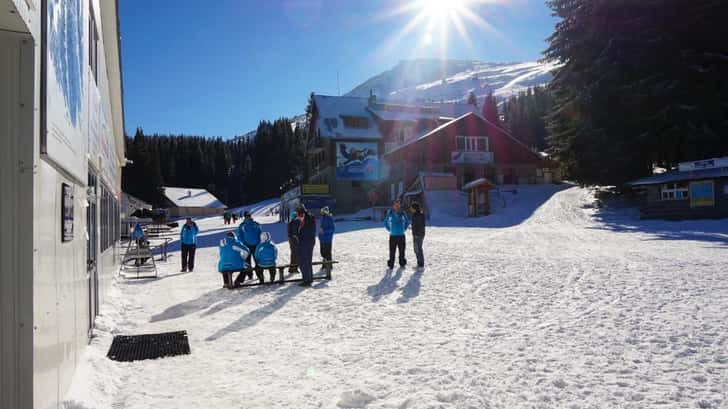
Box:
xmin=218 ymin=232 xmax=250 ymax=289
xmin=384 ymin=200 xmax=410 ymax=268
xmin=254 ymin=232 xmax=278 ymax=283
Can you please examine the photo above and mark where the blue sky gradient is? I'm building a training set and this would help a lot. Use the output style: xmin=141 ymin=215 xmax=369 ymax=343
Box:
xmin=120 ymin=0 xmax=557 ymax=138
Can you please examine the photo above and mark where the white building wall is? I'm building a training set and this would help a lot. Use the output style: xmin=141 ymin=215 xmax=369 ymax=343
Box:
xmin=1 ymin=1 xmax=124 ymax=408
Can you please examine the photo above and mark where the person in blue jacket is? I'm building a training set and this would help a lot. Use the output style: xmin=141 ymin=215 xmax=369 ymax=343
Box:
xmin=236 ymin=210 xmax=262 ymax=268
xmin=180 ymin=218 xmax=199 ymax=272
xmin=293 ymin=205 xmax=316 ymax=287
xmin=318 ymin=207 xmax=335 ymax=270
xmin=384 ymin=199 xmax=410 ymax=269
xmin=254 ymin=232 xmax=279 ymax=283
xmin=218 ymin=232 xmax=250 ymax=289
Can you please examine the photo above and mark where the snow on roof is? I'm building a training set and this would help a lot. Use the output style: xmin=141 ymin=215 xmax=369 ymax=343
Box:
xmin=462 ymin=178 xmax=494 ymax=191
xmin=628 ymin=167 xmax=728 ymax=186
xmin=162 ymin=187 xmax=227 ymax=209
xmin=313 ymin=95 xmax=382 ymax=140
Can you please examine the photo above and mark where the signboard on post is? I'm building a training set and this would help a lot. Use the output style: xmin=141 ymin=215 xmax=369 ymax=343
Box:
xmin=679 ymin=157 xmax=728 ymax=172
xmin=302 ymin=184 xmax=329 ymax=195
xmin=336 ymin=142 xmax=378 ymax=180
xmin=690 ymin=180 xmax=715 ymax=207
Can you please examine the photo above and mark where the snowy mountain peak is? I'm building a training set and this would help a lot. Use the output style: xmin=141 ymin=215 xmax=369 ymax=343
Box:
xmin=346 ymin=59 xmax=556 ymax=104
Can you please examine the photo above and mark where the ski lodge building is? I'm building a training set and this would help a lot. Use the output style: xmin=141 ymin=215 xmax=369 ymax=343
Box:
xmin=305 ymin=93 xmax=560 ymax=213
xmin=1 ymin=1 xmax=125 ymax=408
xmin=162 ymin=186 xmax=227 ymax=217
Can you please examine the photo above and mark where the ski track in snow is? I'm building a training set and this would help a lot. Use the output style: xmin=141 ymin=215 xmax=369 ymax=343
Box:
xmin=64 ymin=186 xmax=728 ymax=409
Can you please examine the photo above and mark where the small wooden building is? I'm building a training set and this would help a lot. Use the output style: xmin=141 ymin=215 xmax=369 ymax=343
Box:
xmin=462 ymin=178 xmax=494 ymax=216
xmin=628 ymin=157 xmax=728 ymax=220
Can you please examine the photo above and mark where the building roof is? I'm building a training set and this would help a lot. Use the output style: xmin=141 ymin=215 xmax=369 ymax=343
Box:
xmin=313 ymin=95 xmax=382 ymax=139
xmin=628 ymin=167 xmax=728 ymax=186
xmin=162 ymin=187 xmax=227 ymax=209
xmin=462 ymin=178 xmax=494 ymax=191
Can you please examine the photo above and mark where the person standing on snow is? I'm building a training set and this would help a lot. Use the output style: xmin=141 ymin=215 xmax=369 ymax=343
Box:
xmin=237 ymin=210 xmax=262 ymax=269
xmin=294 ymin=205 xmax=316 ymax=287
xmin=180 ymin=218 xmax=199 ymax=272
xmin=318 ymin=206 xmax=335 ymax=269
xmin=384 ymin=199 xmax=410 ymax=269
xmin=287 ymin=211 xmax=300 ymax=273
xmin=218 ymin=231 xmax=250 ymax=289
xmin=409 ymin=202 xmax=426 ymax=268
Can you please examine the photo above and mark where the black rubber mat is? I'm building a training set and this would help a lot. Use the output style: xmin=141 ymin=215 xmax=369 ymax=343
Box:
xmin=107 ymin=330 xmax=190 ymax=362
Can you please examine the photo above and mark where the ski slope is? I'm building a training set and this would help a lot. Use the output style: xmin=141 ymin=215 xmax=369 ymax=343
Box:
xmin=64 ymin=186 xmax=728 ymax=409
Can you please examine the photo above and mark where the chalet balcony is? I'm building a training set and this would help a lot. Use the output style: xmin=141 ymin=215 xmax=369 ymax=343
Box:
xmin=451 ymin=150 xmax=494 ymax=165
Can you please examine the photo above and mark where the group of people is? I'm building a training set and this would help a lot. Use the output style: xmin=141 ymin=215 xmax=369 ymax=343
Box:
xmin=222 ymin=211 xmax=239 ymax=225
xmin=178 ymin=198 xmax=425 ymax=288
xmin=217 ymin=206 xmax=336 ymax=288
xmin=384 ymin=199 xmax=426 ymax=269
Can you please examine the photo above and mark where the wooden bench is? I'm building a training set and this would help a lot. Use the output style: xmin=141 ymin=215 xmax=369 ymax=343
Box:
xmin=230 ymin=260 xmax=338 ymax=288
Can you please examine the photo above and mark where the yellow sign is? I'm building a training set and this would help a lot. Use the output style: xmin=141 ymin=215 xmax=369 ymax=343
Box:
xmin=690 ymin=180 xmax=715 ymax=207
xmin=302 ymin=184 xmax=329 ymax=195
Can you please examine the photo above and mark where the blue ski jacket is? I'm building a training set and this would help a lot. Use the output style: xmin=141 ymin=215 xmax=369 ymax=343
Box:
xmin=217 ymin=236 xmax=250 ymax=273
xmin=254 ymin=235 xmax=278 ymax=267
xmin=180 ymin=223 xmax=199 ymax=245
xmin=384 ymin=209 xmax=410 ymax=236
xmin=131 ymin=224 xmax=145 ymax=240
xmin=318 ymin=215 xmax=335 ymax=244
xmin=237 ymin=218 xmax=262 ymax=246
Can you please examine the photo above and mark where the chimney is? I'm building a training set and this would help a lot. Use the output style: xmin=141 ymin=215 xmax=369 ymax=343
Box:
xmin=368 ymin=89 xmax=377 ymax=107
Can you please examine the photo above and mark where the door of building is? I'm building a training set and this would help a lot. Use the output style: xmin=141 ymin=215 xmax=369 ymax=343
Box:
xmin=86 ymin=172 xmax=99 ymax=337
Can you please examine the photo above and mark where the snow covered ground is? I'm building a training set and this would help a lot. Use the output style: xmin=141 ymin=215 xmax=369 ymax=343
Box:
xmin=64 ymin=185 xmax=728 ymax=409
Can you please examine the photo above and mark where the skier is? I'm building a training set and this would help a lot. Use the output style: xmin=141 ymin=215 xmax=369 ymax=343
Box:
xmin=294 ymin=205 xmax=316 ymax=287
xmin=409 ymin=202 xmax=426 ymax=268
xmin=287 ymin=211 xmax=300 ymax=273
xmin=237 ymin=210 xmax=262 ymax=269
xmin=180 ymin=218 xmax=199 ymax=272
xmin=254 ymin=232 xmax=279 ymax=283
xmin=318 ymin=206 xmax=335 ymax=271
xmin=218 ymin=231 xmax=250 ymax=289
xmin=384 ymin=199 xmax=410 ymax=269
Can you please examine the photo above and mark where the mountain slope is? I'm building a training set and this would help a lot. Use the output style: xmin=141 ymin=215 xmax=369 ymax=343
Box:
xmin=346 ymin=59 xmax=556 ymax=103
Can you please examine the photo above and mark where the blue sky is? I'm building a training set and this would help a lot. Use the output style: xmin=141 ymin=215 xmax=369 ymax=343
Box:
xmin=120 ymin=0 xmax=557 ymax=138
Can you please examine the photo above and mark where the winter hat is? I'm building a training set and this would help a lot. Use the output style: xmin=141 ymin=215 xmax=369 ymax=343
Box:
xmin=296 ymin=204 xmax=307 ymax=214
xmin=320 ymin=206 xmax=331 ymax=216
xmin=226 ymin=231 xmax=236 ymax=238
xmin=243 ymin=210 xmax=251 ymax=218
xmin=259 ymin=231 xmax=271 ymax=243
xmin=411 ymin=202 xmax=421 ymax=212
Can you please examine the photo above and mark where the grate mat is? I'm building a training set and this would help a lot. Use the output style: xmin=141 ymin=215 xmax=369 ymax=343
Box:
xmin=107 ymin=330 xmax=190 ymax=362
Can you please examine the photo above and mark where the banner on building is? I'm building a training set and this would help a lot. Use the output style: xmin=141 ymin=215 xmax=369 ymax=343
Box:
xmin=690 ymin=180 xmax=715 ymax=207
xmin=302 ymin=184 xmax=329 ymax=195
xmin=44 ymin=0 xmax=89 ymax=182
xmin=335 ymin=142 xmax=378 ymax=180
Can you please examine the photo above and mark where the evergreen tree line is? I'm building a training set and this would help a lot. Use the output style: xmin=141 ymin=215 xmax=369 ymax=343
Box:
xmin=122 ymin=118 xmax=308 ymax=207
xmin=501 ymin=87 xmax=554 ymax=151
xmin=544 ymin=0 xmax=728 ymax=186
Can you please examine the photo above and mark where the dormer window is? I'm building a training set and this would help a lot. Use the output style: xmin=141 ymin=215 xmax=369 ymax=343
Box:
xmin=341 ymin=116 xmax=369 ymax=129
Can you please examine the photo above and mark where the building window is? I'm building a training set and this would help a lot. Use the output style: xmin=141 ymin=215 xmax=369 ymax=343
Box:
xmin=660 ymin=182 xmax=688 ymax=200
xmin=99 ymin=185 xmax=120 ymax=252
xmin=456 ymin=136 xmax=488 ymax=152
xmin=341 ymin=116 xmax=369 ymax=129
xmin=88 ymin=3 xmax=99 ymax=84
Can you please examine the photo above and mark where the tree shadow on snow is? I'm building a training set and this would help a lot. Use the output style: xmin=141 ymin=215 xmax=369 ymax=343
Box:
xmin=396 ymin=268 xmax=424 ymax=304
xmin=367 ymin=268 xmax=405 ymax=302
xmin=589 ymin=201 xmax=728 ymax=247
xmin=205 ymin=283 xmax=307 ymax=342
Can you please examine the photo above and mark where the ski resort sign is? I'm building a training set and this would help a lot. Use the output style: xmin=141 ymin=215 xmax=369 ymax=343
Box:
xmin=336 ymin=142 xmax=379 ymax=180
